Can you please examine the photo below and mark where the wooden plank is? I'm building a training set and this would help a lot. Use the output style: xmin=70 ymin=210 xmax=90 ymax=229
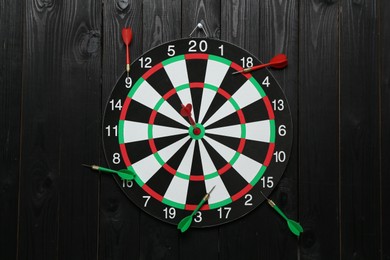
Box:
xmin=220 ymin=0 xmax=299 ymax=259
xmin=0 ymin=1 xmax=23 ymax=259
xmin=340 ymin=0 xmax=381 ymax=258
xmin=136 ymin=1 xmax=181 ymax=259
xmin=18 ymin=2 xmax=65 ymax=258
xmin=381 ymin=0 xmax=390 ymax=258
xmin=55 ymin=1 xmax=101 ymax=259
xmin=18 ymin=1 xmax=101 ymax=259
xmin=182 ymin=0 xmax=220 ymax=38
xmin=298 ymin=0 xmax=340 ymax=259
xmin=179 ymin=1 xmax=221 ymax=259
xmin=99 ymin=0 xmax=143 ymax=259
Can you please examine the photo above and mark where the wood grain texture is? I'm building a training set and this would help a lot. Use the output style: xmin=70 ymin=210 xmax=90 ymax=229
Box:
xmin=182 ymin=0 xmax=221 ymax=38
xmin=99 ymin=0 xmax=143 ymax=259
xmin=55 ymin=1 xmax=101 ymax=258
xmin=18 ymin=0 xmax=101 ymax=259
xmin=0 ymin=0 xmax=23 ymax=259
xmin=340 ymin=0 xmax=381 ymax=258
xmin=18 ymin=1 xmax=64 ymax=258
xmin=381 ymin=0 xmax=390 ymax=259
xmin=299 ymin=1 xmax=340 ymax=259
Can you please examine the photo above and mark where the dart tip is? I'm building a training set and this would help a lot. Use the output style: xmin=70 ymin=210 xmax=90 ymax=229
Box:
xmin=209 ymin=185 xmax=216 ymax=194
xmin=82 ymin=164 xmax=92 ymax=168
xmin=232 ymin=71 xmax=241 ymax=75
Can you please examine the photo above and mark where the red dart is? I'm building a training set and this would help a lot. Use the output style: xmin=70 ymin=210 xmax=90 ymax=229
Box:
xmin=180 ymin=104 xmax=200 ymax=135
xmin=122 ymin=27 xmax=133 ymax=74
xmin=232 ymin=53 xmax=288 ymax=74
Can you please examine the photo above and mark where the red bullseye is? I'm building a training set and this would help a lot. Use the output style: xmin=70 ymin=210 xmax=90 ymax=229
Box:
xmin=193 ymin=128 xmax=201 ymax=135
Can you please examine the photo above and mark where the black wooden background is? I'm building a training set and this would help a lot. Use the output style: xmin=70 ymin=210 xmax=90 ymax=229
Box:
xmin=1 ymin=0 xmax=389 ymax=259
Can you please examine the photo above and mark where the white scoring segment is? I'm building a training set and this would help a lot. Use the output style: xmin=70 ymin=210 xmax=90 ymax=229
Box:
xmin=232 ymin=153 xmax=263 ymax=183
xmin=206 ymin=120 xmax=272 ymax=143
xmin=206 ymin=124 xmax=242 ymax=139
xmin=164 ymin=176 xmax=189 ymax=205
xmin=198 ymin=88 xmax=216 ymax=124
xmin=198 ymin=140 xmax=231 ymax=204
xmin=198 ymin=139 xmax=217 ymax=174
xmin=163 ymin=59 xmax=193 ymax=106
xmin=122 ymin=121 xmax=188 ymax=143
xmin=132 ymin=136 xmax=190 ymax=184
xmin=244 ymin=120 xmax=272 ymax=143
xmin=203 ymin=136 xmax=263 ymax=184
xmin=203 ymin=79 xmax=264 ymax=128
xmin=131 ymin=79 xmax=189 ymax=127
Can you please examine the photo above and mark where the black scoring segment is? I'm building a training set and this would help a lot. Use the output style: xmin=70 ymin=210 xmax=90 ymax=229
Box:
xmin=240 ymin=139 xmax=270 ymax=163
xmin=220 ymin=167 xmax=249 ymax=196
xmin=186 ymin=58 xmax=207 ymax=83
xmin=146 ymin=167 xmax=174 ymax=197
xmin=125 ymin=99 xmax=154 ymax=123
xmin=240 ymin=99 xmax=270 ymax=123
xmin=190 ymin=87 xmax=203 ymax=123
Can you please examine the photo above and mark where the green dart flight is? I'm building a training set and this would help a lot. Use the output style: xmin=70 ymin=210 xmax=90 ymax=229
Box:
xmin=82 ymin=164 xmax=135 ymax=180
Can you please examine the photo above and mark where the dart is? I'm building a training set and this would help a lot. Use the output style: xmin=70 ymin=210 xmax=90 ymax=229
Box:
xmin=180 ymin=103 xmax=200 ymax=135
xmin=177 ymin=186 xmax=216 ymax=233
xmin=260 ymin=191 xmax=303 ymax=237
xmin=232 ymin=54 xmax=288 ymax=74
xmin=121 ymin=27 xmax=133 ymax=75
xmin=82 ymin=164 xmax=135 ymax=180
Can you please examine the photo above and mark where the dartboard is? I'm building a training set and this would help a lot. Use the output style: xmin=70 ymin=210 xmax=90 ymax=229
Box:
xmin=103 ymin=38 xmax=292 ymax=227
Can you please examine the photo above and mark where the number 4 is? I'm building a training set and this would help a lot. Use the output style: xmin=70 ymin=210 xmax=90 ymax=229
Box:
xmin=262 ymin=76 xmax=270 ymax=87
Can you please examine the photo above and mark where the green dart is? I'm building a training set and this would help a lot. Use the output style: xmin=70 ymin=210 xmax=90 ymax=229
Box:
xmin=260 ymin=191 xmax=303 ymax=236
xmin=82 ymin=164 xmax=135 ymax=180
xmin=177 ymin=185 xmax=216 ymax=233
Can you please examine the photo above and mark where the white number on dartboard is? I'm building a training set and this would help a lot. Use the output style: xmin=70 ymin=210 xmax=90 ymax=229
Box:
xmin=143 ymin=196 xmax=151 ymax=207
xmin=163 ymin=207 xmax=176 ymax=219
xmin=167 ymin=45 xmax=175 ymax=56
xmin=125 ymin=77 xmax=132 ymax=88
xmin=244 ymin=194 xmax=253 ymax=206
xmin=278 ymin=125 xmax=287 ymax=136
xmin=272 ymin=99 xmax=285 ymax=111
xmin=188 ymin=40 xmax=208 ymax=52
xmin=139 ymin=57 xmax=152 ymax=68
xmin=194 ymin=211 xmax=202 ymax=223
xmin=262 ymin=76 xmax=270 ymax=87
xmin=105 ymin=125 xmax=117 ymax=137
xmin=109 ymin=99 xmax=122 ymax=110
xmin=240 ymin=57 xmax=253 ymax=68
xmin=112 ymin=153 xmax=121 ymax=164
xmin=261 ymin=176 xmax=274 ymax=188
xmin=274 ymin=151 xmax=286 ymax=163
xmin=122 ymin=180 xmax=133 ymax=188
xmin=217 ymin=207 xmax=231 ymax=219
